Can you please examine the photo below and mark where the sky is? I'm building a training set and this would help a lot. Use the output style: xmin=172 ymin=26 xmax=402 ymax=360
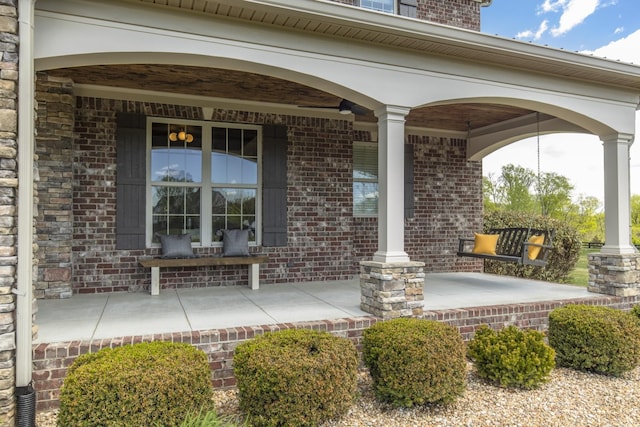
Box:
xmin=480 ymin=0 xmax=640 ymax=204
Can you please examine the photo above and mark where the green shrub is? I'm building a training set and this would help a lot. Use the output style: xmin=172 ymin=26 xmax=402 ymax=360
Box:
xmin=362 ymin=318 xmax=466 ymax=407
xmin=178 ymin=409 xmax=242 ymax=427
xmin=467 ymin=325 xmax=555 ymax=389
xmin=58 ymin=341 xmax=213 ymax=427
xmin=548 ymin=304 xmax=640 ymax=376
xmin=483 ymin=210 xmax=581 ymax=283
xmin=233 ymin=328 xmax=358 ymax=427
xmin=630 ymin=304 xmax=640 ymax=320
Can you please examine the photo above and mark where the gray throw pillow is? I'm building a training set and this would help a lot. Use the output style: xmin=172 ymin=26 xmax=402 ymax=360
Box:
xmin=158 ymin=233 xmax=194 ymax=258
xmin=223 ymin=229 xmax=250 ymax=257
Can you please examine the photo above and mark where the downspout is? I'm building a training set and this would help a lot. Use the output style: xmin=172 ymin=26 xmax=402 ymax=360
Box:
xmin=16 ymin=0 xmax=36 ymax=397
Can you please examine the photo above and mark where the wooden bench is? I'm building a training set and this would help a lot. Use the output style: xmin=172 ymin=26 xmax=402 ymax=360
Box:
xmin=139 ymin=255 xmax=269 ymax=296
xmin=457 ymin=227 xmax=553 ymax=267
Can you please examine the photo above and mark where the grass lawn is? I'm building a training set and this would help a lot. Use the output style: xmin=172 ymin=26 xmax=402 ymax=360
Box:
xmin=566 ymin=248 xmax=600 ymax=287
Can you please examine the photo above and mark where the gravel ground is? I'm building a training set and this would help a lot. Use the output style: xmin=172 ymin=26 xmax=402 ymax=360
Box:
xmin=37 ymin=364 xmax=640 ymax=426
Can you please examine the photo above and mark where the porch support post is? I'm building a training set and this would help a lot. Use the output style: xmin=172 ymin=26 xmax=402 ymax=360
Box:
xmin=372 ymin=105 xmax=411 ymax=263
xmin=588 ymin=133 xmax=640 ymax=296
xmin=601 ymin=134 xmax=635 ymax=254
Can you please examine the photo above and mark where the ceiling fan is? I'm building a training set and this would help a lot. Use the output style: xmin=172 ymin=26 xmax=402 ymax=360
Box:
xmin=298 ymin=99 xmax=369 ymax=115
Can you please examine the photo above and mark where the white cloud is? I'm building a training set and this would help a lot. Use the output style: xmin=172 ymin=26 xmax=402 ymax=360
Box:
xmin=539 ymin=0 xmax=567 ymax=14
xmin=517 ymin=20 xmax=549 ymax=41
xmin=614 ymin=26 xmax=624 ymax=34
xmin=550 ymin=0 xmax=599 ymax=36
xmin=583 ymin=28 xmax=640 ymax=63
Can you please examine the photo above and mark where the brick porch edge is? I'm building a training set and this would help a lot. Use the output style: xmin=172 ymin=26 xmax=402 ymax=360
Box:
xmin=32 ymin=294 xmax=639 ymax=411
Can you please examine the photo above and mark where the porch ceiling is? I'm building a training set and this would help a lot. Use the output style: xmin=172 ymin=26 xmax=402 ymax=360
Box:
xmin=47 ymin=64 xmax=533 ymax=132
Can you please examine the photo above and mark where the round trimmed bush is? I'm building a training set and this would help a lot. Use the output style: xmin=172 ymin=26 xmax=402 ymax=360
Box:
xmin=363 ymin=318 xmax=466 ymax=407
xmin=548 ymin=304 xmax=640 ymax=376
xmin=233 ymin=328 xmax=358 ymax=427
xmin=57 ymin=341 xmax=213 ymax=427
xmin=467 ymin=325 xmax=555 ymax=389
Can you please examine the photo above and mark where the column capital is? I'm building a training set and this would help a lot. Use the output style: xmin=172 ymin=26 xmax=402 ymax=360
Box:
xmin=600 ymin=132 xmax=634 ymax=145
xmin=374 ymin=105 xmax=411 ymax=120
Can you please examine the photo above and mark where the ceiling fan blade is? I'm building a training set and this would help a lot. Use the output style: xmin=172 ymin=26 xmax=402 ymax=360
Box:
xmin=350 ymin=104 xmax=370 ymax=115
xmin=298 ymin=105 xmax=339 ymax=109
xmin=298 ymin=99 xmax=370 ymax=115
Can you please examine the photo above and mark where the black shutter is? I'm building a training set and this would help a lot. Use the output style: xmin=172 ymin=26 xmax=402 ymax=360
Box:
xmin=399 ymin=0 xmax=417 ymax=18
xmin=116 ymin=113 xmax=146 ymax=250
xmin=262 ymin=124 xmax=288 ymax=247
xmin=404 ymin=143 xmax=415 ymax=219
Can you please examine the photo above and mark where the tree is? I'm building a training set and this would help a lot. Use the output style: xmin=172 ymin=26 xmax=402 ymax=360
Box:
xmin=536 ymin=172 xmax=573 ymax=219
xmin=566 ymin=195 xmax=604 ymax=243
xmin=632 ymin=195 xmax=640 ymax=245
xmin=499 ymin=165 xmax=536 ymax=213
xmin=482 ymin=174 xmax=502 ymax=212
xmin=631 ymin=195 xmax=640 ymax=226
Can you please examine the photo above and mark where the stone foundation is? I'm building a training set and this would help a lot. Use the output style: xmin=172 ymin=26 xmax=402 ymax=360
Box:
xmin=360 ymin=260 xmax=425 ymax=319
xmin=588 ymin=252 xmax=640 ymax=296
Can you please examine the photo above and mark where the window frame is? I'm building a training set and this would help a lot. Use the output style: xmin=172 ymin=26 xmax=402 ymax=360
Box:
xmin=353 ymin=141 xmax=379 ymax=218
xmin=146 ymin=118 xmax=262 ymax=248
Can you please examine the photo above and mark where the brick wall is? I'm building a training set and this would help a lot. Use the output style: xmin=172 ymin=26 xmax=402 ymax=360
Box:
xmin=33 ymin=84 xmax=484 ymax=294
xmin=329 ymin=0 xmax=481 ymax=31
xmin=417 ymin=0 xmax=481 ymax=30
xmin=408 ymin=135 xmax=483 ymax=271
xmin=31 ymin=294 xmax=640 ymax=411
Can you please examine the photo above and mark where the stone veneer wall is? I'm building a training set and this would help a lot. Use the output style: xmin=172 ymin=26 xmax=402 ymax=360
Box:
xmin=31 ymin=82 xmax=484 ymax=295
xmin=31 ymin=294 xmax=640 ymax=411
xmin=35 ymin=74 xmax=75 ymax=299
xmin=328 ymin=0 xmax=481 ymax=31
xmin=588 ymin=253 xmax=640 ymax=297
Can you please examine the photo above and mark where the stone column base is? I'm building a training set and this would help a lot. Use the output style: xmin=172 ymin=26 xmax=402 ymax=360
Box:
xmin=360 ymin=260 xmax=425 ymax=320
xmin=588 ymin=252 xmax=640 ymax=297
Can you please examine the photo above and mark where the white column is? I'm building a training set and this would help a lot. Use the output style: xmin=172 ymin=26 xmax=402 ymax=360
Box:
xmin=601 ymin=134 xmax=636 ymax=254
xmin=373 ymin=105 xmax=411 ymax=263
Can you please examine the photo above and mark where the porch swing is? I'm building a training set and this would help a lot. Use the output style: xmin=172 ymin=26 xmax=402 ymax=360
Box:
xmin=457 ymin=113 xmax=554 ymax=267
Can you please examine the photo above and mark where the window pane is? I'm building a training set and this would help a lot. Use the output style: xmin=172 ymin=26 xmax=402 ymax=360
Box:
xmin=212 ymin=127 xmax=259 ymax=185
xmin=360 ymin=0 xmax=394 ymax=13
xmin=244 ymin=130 xmax=258 ymax=157
xmin=353 ymin=182 xmax=379 ymax=215
xmin=152 ymin=185 xmax=201 ymax=241
xmin=152 ymin=123 xmax=202 ymax=183
xmin=353 ymin=142 xmax=379 ymax=216
xmin=353 ymin=144 xmax=378 ymax=180
xmin=228 ymin=128 xmax=242 ymax=155
xmin=242 ymin=158 xmax=258 ymax=184
xmin=212 ymin=188 xmax=256 ymax=240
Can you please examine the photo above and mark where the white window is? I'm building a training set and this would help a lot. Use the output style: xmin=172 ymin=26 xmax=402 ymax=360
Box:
xmin=360 ymin=0 xmax=395 ymax=14
xmin=148 ymin=119 xmax=261 ymax=246
xmin=353 ymin=142 xmax=378 ymax=216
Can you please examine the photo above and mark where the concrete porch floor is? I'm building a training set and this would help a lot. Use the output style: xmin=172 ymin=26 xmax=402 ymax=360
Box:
xmin=34 ymin=272 xmax=593 ymax=343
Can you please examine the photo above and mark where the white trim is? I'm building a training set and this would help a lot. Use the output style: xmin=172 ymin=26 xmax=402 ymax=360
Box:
xmin=16 ymin=0 xmax=36 ymax=389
